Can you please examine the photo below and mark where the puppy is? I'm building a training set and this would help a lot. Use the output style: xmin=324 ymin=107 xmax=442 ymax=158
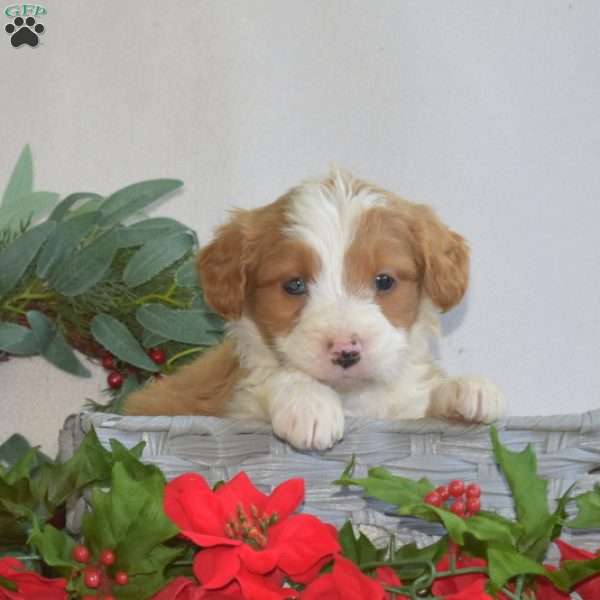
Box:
xmin=125 ymin=170 xmax=505 ymax=449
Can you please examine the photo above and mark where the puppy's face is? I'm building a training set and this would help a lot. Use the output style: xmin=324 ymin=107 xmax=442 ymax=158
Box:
xmin=198 ymin=172 xmax=469 ymax=388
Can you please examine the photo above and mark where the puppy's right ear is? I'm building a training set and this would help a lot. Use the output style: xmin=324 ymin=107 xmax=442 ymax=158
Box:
xmin=197 ymin=210 xmax=250 ymax=321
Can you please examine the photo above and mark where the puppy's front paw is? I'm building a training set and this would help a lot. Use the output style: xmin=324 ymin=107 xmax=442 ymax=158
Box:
xmin=271 ymin=384 xmax=344 ymax=451
xmin=428 ymin=377 xmax=506 ymax=424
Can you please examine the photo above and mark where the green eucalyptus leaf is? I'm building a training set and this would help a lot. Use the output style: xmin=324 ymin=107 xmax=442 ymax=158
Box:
xmin=49 ymin=192 xmax=103 ymax=221
xmin=0 ymin=434 xmax=34 ymax=470
xmin=27 ymin=310 xmax=91 ymax=377
xmin=123 ymin=231 xmax=194 ymax=288
xmin=1 ymin=145 xmax=33 ymax=210
xmin=0 ymin=192 xmax=60 ymax=230
xmin=99 ymin=179 xmax=183 ymax=227
xmin=90 ymin=314 xmax=158 ymax=372
xmin=136 ymin=304 xmax=223 ymax=345
xmin=141 ymin=328 xmax=168 ymax=348
xmin=175 ymin=258 xmax=199 ymax=288
xmin=0 ymin=221 xmax=55 ymax=297
xmin=36 ymin=211 xmax=100 ymax=279
xmin=0 ymin=322 xmax=40 ymax=355
xmin=116 ymin=217 xmax=190 ymax=248
xmin=49 ymin=229 xmax=118 ymax=296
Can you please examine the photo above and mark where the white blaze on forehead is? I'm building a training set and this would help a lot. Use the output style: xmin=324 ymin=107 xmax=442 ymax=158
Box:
xmin=284 ymin=170 xmax=386 ymax=300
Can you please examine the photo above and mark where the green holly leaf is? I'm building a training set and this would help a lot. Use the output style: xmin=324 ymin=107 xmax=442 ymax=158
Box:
xmin=553 ymin=554 xmax=600 ymax=590
xmin=391 ymin=537 xmax=448 ymax=581
xmin=33 ymin=428 xmax=113 ymax=510
xmin=486 ymin=543 xmax=566 ymax=594
xmin=567 ymin=487 xmax=600 ymax=529
xmin=490 ymin=427 xmax=552 ymax=559
xmin=82 ymin=462 xmax=181 ymax=599
xmin=335 ymin=464 xmax=434 ymax=506
xmin=28 ymin=520 xmax=77 ymax=574
xmin=338 ymin=521 xmax=382 ymax=568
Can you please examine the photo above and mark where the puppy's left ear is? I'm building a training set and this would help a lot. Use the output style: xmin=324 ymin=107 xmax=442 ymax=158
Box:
xmin=411 ymin=205 xmax=470 ymax=312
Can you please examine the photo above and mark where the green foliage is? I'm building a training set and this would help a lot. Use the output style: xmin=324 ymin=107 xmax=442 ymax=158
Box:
xmin=566 ymin=486 xmax=600 ymax=529
xmin=0 ymin=145 xmax=224 ymax=411
xmin=335 ymin=428 xmax=600 ymax=598
xmin=91 ymin=314 xmax=159 ymax=372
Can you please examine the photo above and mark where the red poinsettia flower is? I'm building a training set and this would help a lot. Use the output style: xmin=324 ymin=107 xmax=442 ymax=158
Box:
xmin=301 ymin=556 xmax=386 ymax=600
xmin=374 ymin=566 xmax=408 ymax=600
xmin=0 ymin=557 xmax=67 ymax=600
xmin=164 ymin=472 xmax=339 ymax=600
xmin=554 ymin=539 xmax=600 ymax=600
xmin=151 ymin=576 xmax=245 ymax=599
xmin=432 ymin=552 xmax=491 ymax=598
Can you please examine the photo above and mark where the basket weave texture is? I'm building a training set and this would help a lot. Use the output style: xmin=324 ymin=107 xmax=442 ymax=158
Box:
xmin=60 ymin=410 xmax=600 ymax=555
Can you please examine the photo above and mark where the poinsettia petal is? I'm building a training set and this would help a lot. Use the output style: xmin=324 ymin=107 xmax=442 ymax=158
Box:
xmin=534 ymin=570 xmax=571 ymax=600
xmin=151 ymin=576 xmax=202 ymax=599
xmin=216 ymin=472 xmax=268 ymax=516
xmin=289 ymin=555 xmax=333 ymax=585
xmin=236 ymin=568 xmax=299 ymax=600
xmin=301 ymin=573 xmax=338 ymax=600
xmin=194 ymin=547 xmax=242 ymax=589
xmin=239 ymin=544 xmax=281 ymax=574
xmin=165 ymin=474 xmax=227 ymax=538
xmin=555 ymin=539 xmax=596 ymax=562
xmin=441 ymin=577 xmax=494 ymax=600
xmin=331 ymin=556 xmax=386 ymax=600
xmin=270 ymin=515 xmax=340 ymax=576
xmin=433 ymin=553 xmax=487 ymax=595
xmin=264 ymin=478 xmax=305 ymax=521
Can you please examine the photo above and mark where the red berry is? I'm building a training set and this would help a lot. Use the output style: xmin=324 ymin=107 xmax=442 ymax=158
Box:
xmin=107 ymin=371 xmax=124 ymax=389
xmin=149 ymin=348 xmax=167 ymax=365
xmin=100 ymin=548 xmax=116 ymax=566
xmin=450 ymin=499 xmax=466 ymax=516
xmin=436 ymin=485 xmax=450 ymax=501
xmin=424 ymin=491 xmax=442 ymax=507
xmin=115 ymin=571 xmax=129 ymax=585
xmin=448 ymin=480 xmax=465 ymax=497
xmin=466 ymin=498 xmax=481 ymax=515
xmin=466 ymin=483 xmax=481 ymax=499
xmin=101 ymin=354 xmax=115 ymax=370
xmin=72 ymin=545 xmax=90 ymax=563
xmin=84 ymin=568 xmax=102 ymax=588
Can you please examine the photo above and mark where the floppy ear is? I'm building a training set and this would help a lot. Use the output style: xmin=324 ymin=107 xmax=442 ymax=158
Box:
xmin=411 ymin=205 xmax=470 ymax=312
xmin=196 ymin=210 xmax=250 ymax=321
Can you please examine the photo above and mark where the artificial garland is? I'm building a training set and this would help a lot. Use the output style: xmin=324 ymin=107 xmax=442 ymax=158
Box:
xmin=0 ymin=428 xmax=599 ymax=599
xmin=0 ymin=146 xmax=224 ymax=412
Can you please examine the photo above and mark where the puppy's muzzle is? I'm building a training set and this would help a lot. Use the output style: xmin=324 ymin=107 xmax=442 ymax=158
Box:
xmin=332 ymin=350 xmax=361 ymax=369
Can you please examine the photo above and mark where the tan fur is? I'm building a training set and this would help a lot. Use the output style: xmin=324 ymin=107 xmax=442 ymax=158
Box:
xmin=408 ymin=203 xmax=470 ymax=312
xmin=124 ymin=341 xmax=243 ymax=416
xmin=345 ymin=207 xmax=421 ymax=328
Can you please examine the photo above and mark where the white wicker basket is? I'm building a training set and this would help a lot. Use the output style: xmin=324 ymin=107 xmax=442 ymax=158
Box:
xmin=59 ymin=409 xmax=600 ymax=556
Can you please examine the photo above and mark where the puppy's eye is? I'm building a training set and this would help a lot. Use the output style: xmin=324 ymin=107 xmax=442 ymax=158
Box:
xmin=283 ymin=277 xmax=307 ymax=296
xmin=374 ymin=273 xmax=396 ymax=293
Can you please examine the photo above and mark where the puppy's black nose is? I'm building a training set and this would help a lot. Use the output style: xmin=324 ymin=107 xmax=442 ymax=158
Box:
xmin=332 ymin=350 xmax=361 ymax=369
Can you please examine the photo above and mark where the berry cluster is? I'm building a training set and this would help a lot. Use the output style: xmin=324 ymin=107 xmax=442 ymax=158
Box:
xmin=100 ymin=347 xmax=166 ymax=390
xmin=424 ymin=479 xmax=481 ymax=517
xmin=72 ymin=544 xmax=129 ymax=598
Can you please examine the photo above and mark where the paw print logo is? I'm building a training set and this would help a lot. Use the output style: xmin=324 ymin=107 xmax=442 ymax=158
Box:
xmin=5 ymin=16 xmax=45 ymax=48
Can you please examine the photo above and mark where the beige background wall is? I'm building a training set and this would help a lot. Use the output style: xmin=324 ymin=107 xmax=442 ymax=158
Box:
xmin=1 ymin=1 xmax=599 ymax=456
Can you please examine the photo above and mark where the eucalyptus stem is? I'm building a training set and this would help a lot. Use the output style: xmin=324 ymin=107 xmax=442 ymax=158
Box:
xmin=166 ymin=346 xmax=204 ymax=368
